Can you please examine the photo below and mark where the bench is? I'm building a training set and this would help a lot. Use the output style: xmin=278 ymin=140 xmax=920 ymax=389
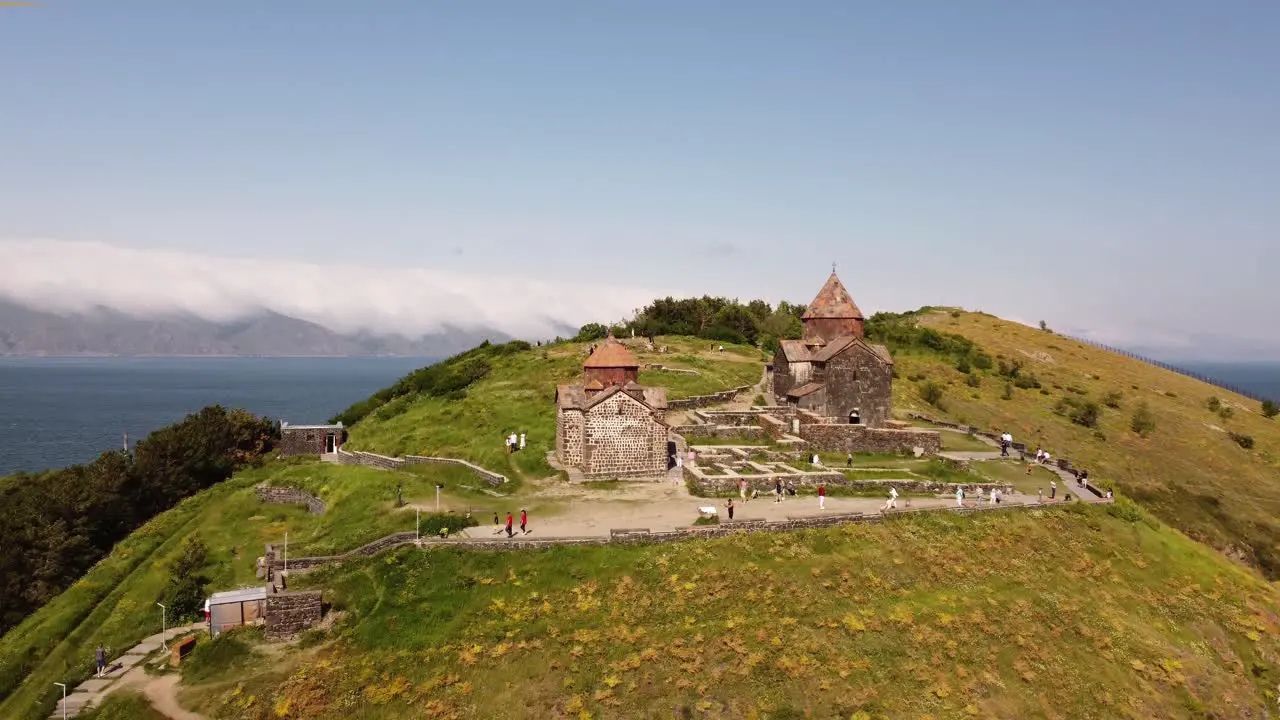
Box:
xmin=170 ymin=635 xmax=197 ymax=667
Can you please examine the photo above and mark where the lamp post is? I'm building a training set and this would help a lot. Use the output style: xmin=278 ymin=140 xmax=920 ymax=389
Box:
xmin=283 ymin=531 xmax=288 ymax=575
xmin=435 ymin=484 xmax=443 ymax=512
xmin=415 ymin=507 xmax=420 ymax=541
xmin=156 ymin=603 xmax=167 ymax=650
xmin=54 ymin=682 xmax=66 ymax=720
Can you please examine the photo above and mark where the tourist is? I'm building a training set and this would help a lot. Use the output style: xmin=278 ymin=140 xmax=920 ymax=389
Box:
xmin=1038 ymin=488 xmax=1044 ymax=503
xmin=1025 ymin=463 xmax=1033 ymax=476
xmin=95 ymin=644 xmax=106 ymax=678
xmin=786 ymin=480 xmax=797 ymax=497
xmin=505 ymin=512 xmax=514 ymax=538
xmin=955 ymin=486 xmax=964 ymax=508
xmin=884 ymin=486 xmax=899 ymax=511
xmin=846 ymin=452 xmax=853 ymax=467
xmin=1034 ymin=448 xmax=1043 ymax=463
xmin=1106 ymin=488 xmax=1113 ymax=499
xmin=975 ymin=487 xmax=983 ymax=504
xmin=520 ymin=509 xmax=528 ymax=534
xmin=726 ymin=498 xmax=735 ymax=520
xmin=818 ymin=482 xmax=826 ymax=510
xmin=1050 ymin=481 xmax=1057 ymax=500
xmin=1000 ymin=431 xmax=1012 ymax=457
xmin=1079 ymin=470 xmax=1089 ymax=488
xmin=739 ymin=478 xmax=747 ymax=501
xmin=519 ymin=433 xmax=526 ymax=451
xmin=492 ymin=513 xmax=500 ymax=534
xmin=994 ymin=489 xmax=1001 ymax=505
xmin=1043 ymin=451 xmax=1051 ymax=465
xmin=774 ymin=479 xmax=783 ymax=503
xmin=811 ymin=453 xmax=822 ymax=466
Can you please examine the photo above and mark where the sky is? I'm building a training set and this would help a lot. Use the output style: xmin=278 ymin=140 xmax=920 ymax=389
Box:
xmin=1 ymin=1 xmax=1277 ymax=358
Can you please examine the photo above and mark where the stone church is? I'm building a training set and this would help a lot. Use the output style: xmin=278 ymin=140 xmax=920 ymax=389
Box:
xmin=772 ymin=271 xmax=895 ymax=427
xmin=555 ymin=335 xmax=670 ymax=479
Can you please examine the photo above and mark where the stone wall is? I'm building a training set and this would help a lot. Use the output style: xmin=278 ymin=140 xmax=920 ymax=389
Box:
xmin=264 ymin=590 xmax=322 ymax=638
xmin=820 ymin=344 xmax=894 ymax=427
xmin=403 ymin=455 xmax=507 ymax=487
xmin=673 ymin=424 xmax=766 ymax=440
xmin=581 ymin=391 xmax=667 ymax=478
xmin=643 ymin=364 xmax=700 ymax=376
xmin=337 ymin=449 xmax=405 ymax=470
xmin=666 ymin=385 xmax=754 ymax=410
xmin=256 ymin=486 xmax=326 ymax=515
xmin=279 ymin=427 xmax=346 ymax=456
xmin=770 ymin=349 xmax=810 ymax=400
xmin=799 ymin=424 xmax=942 ymax=455
xmin=556 ymin=408 xmax=585 ymax=467
xmin=692 ymin=410 xmax=765 ymax=427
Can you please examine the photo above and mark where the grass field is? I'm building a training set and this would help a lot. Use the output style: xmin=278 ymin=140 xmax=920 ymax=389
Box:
xmin=346 ymin=336 xmax=765 ymax=481
xmin=896 ymin=310 xmax=1280 ymax=576
xmin=169 ymin=504 xmax=1280 ymax=719
xmin=0 ymin=458 xmax=472 ymax=720
xmin=76 ymin=691 xmax=168 ymax=720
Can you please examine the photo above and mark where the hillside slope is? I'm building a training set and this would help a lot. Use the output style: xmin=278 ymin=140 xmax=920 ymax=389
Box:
xmin=890 ymin=310 xmax=1280 ymax=576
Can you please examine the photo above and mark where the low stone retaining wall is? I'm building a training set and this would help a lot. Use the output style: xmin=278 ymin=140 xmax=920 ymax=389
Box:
xmin=800 ymin=424 xmax=942 ymax=455
xmin=261 ymin=499 xmax=1104 ymax=575
xmin=337 ymin=449 xmax=508 ymax=486
xmin=667 ymin=385 xmax=754 ymax=410
xmin=265 ymin=590 xmax=322 ymax=638
xmin=644 ymin=364 xmax=700 ymax=375
xmin=264 ymin=531 xmax=418 ymax=579
xmin=675 ymin=425 xmax=766 ymax=440
xmin=693 ymin=409 xmax=766 ymax=427
xmin=256 ymin=486 xmax=326 ymax=515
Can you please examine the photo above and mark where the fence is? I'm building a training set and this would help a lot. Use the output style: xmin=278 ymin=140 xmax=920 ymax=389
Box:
xmin=1062 ymin=334 xmax=1275 ymax=404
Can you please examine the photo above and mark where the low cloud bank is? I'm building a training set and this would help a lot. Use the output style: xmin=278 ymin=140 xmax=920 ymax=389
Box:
xmin=0 ymin=238 xmax=665 ymax=339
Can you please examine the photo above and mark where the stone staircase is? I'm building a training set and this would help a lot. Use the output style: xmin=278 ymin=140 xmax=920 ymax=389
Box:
xmin=51 ymin=623 xmax=205 ymax=718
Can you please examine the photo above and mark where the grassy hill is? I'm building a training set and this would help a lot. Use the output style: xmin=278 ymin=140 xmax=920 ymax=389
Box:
xmin=4 ymin=327 xmax=1280 ymax=718
xmin=890 ymin=310 xmax=1280 ymax=577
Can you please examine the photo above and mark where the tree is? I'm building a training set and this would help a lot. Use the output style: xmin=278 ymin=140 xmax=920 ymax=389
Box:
xmin=759 ymin=310 xmax=803 ymax=341
xmin=921 ymin=381 xmax=945 ymax=408
xmin=574 ymin=323 xmax=608 ymax=342
xmin=163 ymin=535 xmax=210 ymax=621
xmin=1262 ymin=399 xmax=1278 ymax=419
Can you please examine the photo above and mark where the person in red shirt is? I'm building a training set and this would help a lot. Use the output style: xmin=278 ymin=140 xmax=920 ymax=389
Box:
xmin=520 ymin=509 xmax=528 ymax=534
xmin=505 ymin=512 xmax=514 ymax=538
xmin=818 ymin=482 xmax=826 ymax=510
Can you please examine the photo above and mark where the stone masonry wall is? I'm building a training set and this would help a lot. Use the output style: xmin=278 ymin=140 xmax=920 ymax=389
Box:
xmin=799 ymin=424 xmax=942 ymax=455
xmin=556 ymin=408 xmax=585 ymax=467
xmin=673 ymin=424 xmax=766 ymax=439
xmin=686 ymin=467 xmax=1012 ymax=496
xmin=256 ymin=486 xmax=326 ymax=515
xmin=264 ymin=590 xmax=322 ymax=638
xmin=819 ymin=343 xmax=894 ymax=427
xmin=279 ymin=428 xmax=344 ymax=456
xmin=582 ymin=392 xmax=667 ymax=478
xmin=666 ymin=385 xmax=754 ymax=410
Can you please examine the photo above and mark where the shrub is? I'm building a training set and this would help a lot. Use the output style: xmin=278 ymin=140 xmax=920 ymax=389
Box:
xmin=1039 ymin=320 xmax=1051 ymax=332
xmin=1013 ymin=374 xmax=1041 ymax=390
xmin=1207 ymin=396 xmax=1222 ymax=412
xmin=1229 ymin=432 xmax=1255 ymax=450
xmin=1066 ymin=385 xmax=1088 ymax=395
xmin=920 ymin=381 xmax=945 ymax=408
xmin=1218 ymin=406 xmax=1234 ymax=422
xmin=1264 ymin=399 xmax=1279 ymax=419
xmin=1056 ymin=397 xmax=1100 ymax=428
xmin=1102 ymin=390 xmax=1123 ymax=409
xmin=752 ymin=394 xmax=767 ymax=406
xmin=972 ymin=353 xmax=993 ymax=370
xmin=955 ymin=357 xmax=971 ymax=374
xmin=1131 ymin=403 xmax=1156 ymax=437
xmin=965 ymin=374 xmax=981 ymax=388
xmin=1001 ymin=383 xmax=1014 ymax=401
xmin=950 ymin=310 xmax=961 ymax=318
xmin=164 ymin=535 xmax=210 ymax=622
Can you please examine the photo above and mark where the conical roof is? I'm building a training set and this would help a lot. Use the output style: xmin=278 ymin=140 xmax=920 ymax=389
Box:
xmin=801 ymin=272 xmax=864 ymax=320
xmin=583 ymin=335 xmax=639 ymax=368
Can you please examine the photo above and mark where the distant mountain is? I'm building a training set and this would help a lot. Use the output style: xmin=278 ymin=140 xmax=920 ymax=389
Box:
xmin=0 ymin=299 xmax=507 ymax=357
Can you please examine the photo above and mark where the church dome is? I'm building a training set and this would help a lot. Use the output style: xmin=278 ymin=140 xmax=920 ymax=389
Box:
xmin=584 ymin=335 xmax=639 ymax=369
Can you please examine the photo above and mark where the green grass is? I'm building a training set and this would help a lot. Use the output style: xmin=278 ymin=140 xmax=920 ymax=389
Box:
xmin=0 ymin=458 xmax=473 ymax=720
xmin=909 ymin=310 xmax=1280 ymax=577
xmin=346 ymin=336 xmax=765 ymax=481
xmin=937 ymin=430 xmax=998 ymax=452
xmin=76 ymin=692 xmax=167 ymax=720
xmin=685 ymin=434 xmax=771 ymax=446
xmin=173 ymin=506 xmax=1280 ymax=718
xmin=180 ymin=627 xmax=264 ymax=686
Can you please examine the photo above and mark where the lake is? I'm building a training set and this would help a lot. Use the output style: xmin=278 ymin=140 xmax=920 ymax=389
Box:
xmin=0 ymin=357 xmax=431 ymax=476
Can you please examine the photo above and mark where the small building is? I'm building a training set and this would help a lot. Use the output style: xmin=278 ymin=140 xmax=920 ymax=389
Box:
xmin=772 ymin=271 xmax=895 ymax=427
xmin=279 ymin=421 xmax=347 ymax=455
xmin=205 ymin=587 xmax=266 ymax=637
xmin=555 ymin=335 xmax=670 ymax=479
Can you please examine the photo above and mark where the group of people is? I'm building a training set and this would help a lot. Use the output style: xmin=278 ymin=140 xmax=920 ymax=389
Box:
xmin=727 ymin=479 xmax=829 ymax=515
xmin=492 ymin=509 xmax=529 ymax=537
xmin=999 ymin=431 xmax=1015 ymax=456
xmin=505 ymin=432 xmax=527 ymax=454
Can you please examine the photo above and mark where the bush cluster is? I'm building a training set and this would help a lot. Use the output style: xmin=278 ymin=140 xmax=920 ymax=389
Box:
xmin=1130 ymin=403 xmax=1156 ymax=437
xmin=1055 ymin=396 xmax=1101 ymax=428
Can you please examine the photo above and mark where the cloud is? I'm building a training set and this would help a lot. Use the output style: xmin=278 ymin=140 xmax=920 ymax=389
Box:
xmin=0 ymin=238 xmax=669 ymax=339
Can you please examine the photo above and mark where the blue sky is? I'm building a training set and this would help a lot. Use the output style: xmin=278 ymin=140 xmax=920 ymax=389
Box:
xmin=1 ymin=1 xmax=1277 ymax=357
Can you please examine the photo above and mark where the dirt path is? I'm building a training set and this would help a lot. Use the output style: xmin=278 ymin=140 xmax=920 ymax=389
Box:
xmin=135 ymin=674 xmax=207 ymax=720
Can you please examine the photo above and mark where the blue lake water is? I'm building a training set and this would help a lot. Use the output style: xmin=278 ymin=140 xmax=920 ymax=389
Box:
xmin=0 ymin=357 xmax=431 ymax=476
xmin=1179 ymin=362 xmax=1280 ymax=404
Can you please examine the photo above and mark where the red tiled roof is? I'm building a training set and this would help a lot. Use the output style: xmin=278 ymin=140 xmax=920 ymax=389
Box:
xmin=583 ymin=336 xmax=639 ymax=368
xmin=801 ymin=272 xmax=865 ymax=320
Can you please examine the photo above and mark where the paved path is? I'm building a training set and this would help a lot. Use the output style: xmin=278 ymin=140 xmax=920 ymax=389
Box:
xmin=53 ymin=623 xmax=205 ymax=719
xmin=933 ymin=428 xmax=1107 ymax=504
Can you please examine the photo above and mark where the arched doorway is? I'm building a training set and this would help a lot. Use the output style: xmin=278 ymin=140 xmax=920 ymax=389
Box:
xmin=848 ymin=409 xmax=861 ymax=425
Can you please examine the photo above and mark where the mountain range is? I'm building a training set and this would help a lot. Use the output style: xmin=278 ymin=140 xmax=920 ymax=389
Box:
xmin=0 ymin=299 xmax=518 ymax=357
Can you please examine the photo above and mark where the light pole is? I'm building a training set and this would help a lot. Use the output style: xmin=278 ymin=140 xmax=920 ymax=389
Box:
xmin=415 ymin=507 xmax=420 ymax=541
xmin=283 ymin=532 xmax=288 ymax=575
xmin=54 ymin=682 xmax=66 ymax=720
xmin=156 ymin=603 xmax=167 ymax=650
xmin=435 ymin=484 xmax=443 ymax=512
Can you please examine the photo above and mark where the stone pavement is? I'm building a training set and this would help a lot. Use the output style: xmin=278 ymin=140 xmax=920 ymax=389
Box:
xmin=52 ymin=622 xmax=205 ymax=719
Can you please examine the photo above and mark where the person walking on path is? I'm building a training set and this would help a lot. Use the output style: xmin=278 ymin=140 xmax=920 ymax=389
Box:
xmin=739 ymin=478 xmax=747 ymax=501
xmin=994 ymin=488 xmax=1002 ymax=505
xmin=884 ymin=487 xmax=899 ymax=511
xmin=955 ymin=486 xmax=965 ymax=508
xmin=846 ymin=452 xmax=853 ymax=467
xmin=493 ymin=513 xmax=501 ymax=535
xmin=520 ymin=509 xmax=528 ymax=534
xmin=519 ymin=433 xmax=526 ymax=451
xmin=1038 ymin=488 xmax=1044 ymax=503
xmin=726 ymin=498 xmax=735 ymax=520
xmin=95 ymin=644 xmax=106 ymax=678
xmin=505 ymin=512 xmax=514 ymax=538
xmin=818 ymin=482 xmax=826 ymax=510
xmin=774 ymin=479 xmax=783 ymax=504
xmin=1050 ymin=481 xmax=1057 ymax=500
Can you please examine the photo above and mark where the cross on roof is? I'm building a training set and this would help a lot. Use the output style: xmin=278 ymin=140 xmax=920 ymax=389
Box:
xmin=832 ymin=261 xmax=837 ymax=273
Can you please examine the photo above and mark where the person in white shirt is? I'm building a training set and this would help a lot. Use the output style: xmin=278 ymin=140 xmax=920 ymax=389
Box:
xmin=884 ymin=487 xmax=899 ymax=510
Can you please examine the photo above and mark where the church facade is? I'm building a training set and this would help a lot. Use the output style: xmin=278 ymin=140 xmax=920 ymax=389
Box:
xmin=555 ymin=336 xmax=670 ymax=479
xmin=772 ymin=272 xmax=895 ymax=427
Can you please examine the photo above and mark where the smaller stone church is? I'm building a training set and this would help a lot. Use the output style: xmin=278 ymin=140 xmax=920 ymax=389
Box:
xmin=772 ymin=271 xmax=895 ymax=426
xmin=555 ymin=336 xmax=670 ymax=479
